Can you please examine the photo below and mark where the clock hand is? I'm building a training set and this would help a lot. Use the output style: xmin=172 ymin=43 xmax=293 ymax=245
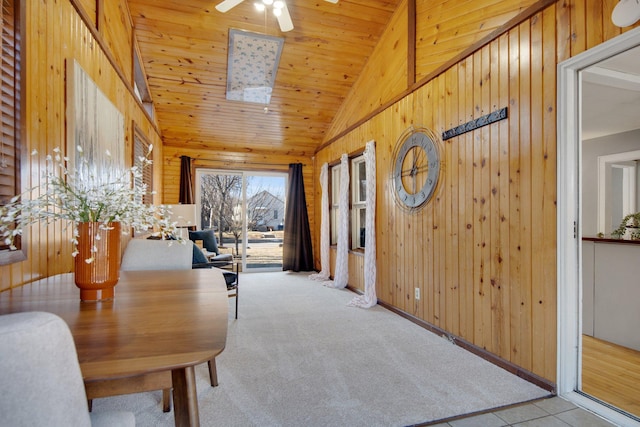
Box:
xmin=413 ymin=164 xmax=430 ymax=173
xmin=400 ymin=167 xmax=414 ymax=177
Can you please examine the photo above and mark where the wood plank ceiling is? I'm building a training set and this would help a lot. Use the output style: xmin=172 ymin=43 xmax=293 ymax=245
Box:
xmin=126 ymin=0 xmax=401 ymax=160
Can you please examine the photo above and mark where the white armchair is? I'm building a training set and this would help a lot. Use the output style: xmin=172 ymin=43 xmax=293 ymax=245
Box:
xmin=120 ymin=238 xmax=194 ymax=271
xmin=0 ymin=311 xmax=135 ymax=426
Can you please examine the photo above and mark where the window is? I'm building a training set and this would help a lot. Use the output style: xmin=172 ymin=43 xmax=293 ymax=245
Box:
xmin=133 ymin=41 xmax=153 ymax=119
xmin=133 ymin=124 xmax=153 ymax=205
xmin=329 ymin=164 xmax=340 ymax=245
xmin=328 ymin=153 xmax=367 ymax=250
xmin=273 ymin=209 xmax=278 ymax=220
xmin=0 ymin=0 xmax=23 ymax=264
xmin=351 ymin=155 xmax=366 ymax=250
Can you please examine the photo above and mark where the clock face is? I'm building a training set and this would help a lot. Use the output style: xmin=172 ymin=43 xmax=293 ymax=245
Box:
xmin=392 ymin=129 xmax=441 ymax=210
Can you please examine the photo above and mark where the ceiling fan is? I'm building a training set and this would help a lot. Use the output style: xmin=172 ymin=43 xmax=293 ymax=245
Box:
xmin=215 ymin=0 xmax=338 ymax=32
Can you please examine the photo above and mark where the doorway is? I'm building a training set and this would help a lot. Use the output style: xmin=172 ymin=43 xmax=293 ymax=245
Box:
xmin=195 ymin=169 xmax=287 ymax=272
xmin=558 ymin=27 xmax=640 ymax=426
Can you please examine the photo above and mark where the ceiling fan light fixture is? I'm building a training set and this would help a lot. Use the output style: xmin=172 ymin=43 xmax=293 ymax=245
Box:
xmin=254 ymin=2 xmax=266 ymax=11
xmin=216 ymin=0 xmax=338 ymax=32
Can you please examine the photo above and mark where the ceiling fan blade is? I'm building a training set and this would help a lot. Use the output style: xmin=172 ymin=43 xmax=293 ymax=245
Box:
xmin=215 ymin=0 xmax=245 ymax=13
xmin=324 ymin=0 xmax=339 ymax=3
xmin=275 ymin=2 xmax=294 ymax=32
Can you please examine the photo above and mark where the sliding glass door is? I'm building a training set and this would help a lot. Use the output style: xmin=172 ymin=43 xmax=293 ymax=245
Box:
xmin=195 ymin=169 xmax=287 ymax=272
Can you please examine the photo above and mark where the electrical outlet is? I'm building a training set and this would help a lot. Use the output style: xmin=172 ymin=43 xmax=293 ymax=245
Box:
xmin=415 ymin=287 xmax=420 ymax=300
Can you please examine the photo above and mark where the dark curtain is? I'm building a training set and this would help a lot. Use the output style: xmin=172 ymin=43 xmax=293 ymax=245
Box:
xmin=179 ymin=156 xmax=194 ymax=204
xmin=283 ymin=163 xmax=314 ymax=272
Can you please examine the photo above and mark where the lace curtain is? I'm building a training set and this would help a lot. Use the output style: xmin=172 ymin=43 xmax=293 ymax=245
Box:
xmin=309 ymin=163 xmax=330 ymax=281
xmin=348 ymin=141 xmax=377 ymax=308
xmin=325 ymin=154 xmax=349 ymax=289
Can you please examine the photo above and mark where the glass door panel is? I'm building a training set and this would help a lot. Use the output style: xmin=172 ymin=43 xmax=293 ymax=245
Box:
xmin=245 ymin=174 xmax=286 ymax=271
xmin=197 ymin=171 xmax=243 ymax=260
xmin=196 ymin=170 xmax=286 ymax=272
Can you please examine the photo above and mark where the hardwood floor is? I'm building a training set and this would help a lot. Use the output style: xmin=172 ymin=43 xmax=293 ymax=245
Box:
xmin=582 ymin=334 xmax=640 ymax=417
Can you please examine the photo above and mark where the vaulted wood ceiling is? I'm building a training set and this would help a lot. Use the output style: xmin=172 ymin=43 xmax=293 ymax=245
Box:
xmin=126 ymin=0 xmax=401 ymax=159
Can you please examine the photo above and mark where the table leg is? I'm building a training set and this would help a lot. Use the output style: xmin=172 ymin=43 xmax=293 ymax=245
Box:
xmin=171 ymin=366 xmax=200 ymax=427
xmin=207 ymin=358 xmax=218 ymax=387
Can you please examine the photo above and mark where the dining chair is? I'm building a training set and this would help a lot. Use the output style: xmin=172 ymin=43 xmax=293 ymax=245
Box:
xmin=190 ymin=234 xmax=239 ymax=320
xmin=0 ymin=311 xmax=135 ymax=426
xmin=188 ymin=229 xmax=233 ymax=262
xmin=120 ymin=238 xmax=230 ymax=408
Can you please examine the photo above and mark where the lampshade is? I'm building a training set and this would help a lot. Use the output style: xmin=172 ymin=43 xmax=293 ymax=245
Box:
xmin=167 ymin=204 xmax=198 ymax=228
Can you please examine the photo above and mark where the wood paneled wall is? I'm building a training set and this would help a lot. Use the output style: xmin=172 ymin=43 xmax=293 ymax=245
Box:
xmin=415 ymin=0 xmax=540 ymax=78
xmin=99 ymin=0 xmax=133 ymax=82
xmin=0 ymin=0 xmax=161 ymax=291
xmin=314 ymin=0 xmax=640 ymax=383
xmin=325 ymin=0 xmax=409 ymax=139
xmin=325 ymin=0 xmax=542 ymax=141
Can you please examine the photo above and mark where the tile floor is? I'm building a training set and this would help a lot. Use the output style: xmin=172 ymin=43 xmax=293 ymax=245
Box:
xmin=425 ymin=397 xmax=619 ymax=427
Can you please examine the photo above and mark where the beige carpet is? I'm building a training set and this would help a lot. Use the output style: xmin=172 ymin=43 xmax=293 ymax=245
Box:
xmin=91 ymin=271 xmax=550 ymax=426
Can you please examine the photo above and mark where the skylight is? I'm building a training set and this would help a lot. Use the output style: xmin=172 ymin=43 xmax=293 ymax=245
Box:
xmin=226 ymin=29 xmax=284 ymax=105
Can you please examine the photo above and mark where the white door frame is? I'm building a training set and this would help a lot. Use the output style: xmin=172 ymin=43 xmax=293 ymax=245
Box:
xmin=557 ymin=26 xmax=640 ymax=426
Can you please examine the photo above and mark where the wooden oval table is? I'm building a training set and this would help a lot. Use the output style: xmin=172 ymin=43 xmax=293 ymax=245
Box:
xmin=0 ymin=269 xmax=229 ymax=427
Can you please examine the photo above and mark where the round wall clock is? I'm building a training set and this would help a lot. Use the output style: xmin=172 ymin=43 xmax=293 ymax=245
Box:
xmin=391 ymin=127 xmax=441 ymax=211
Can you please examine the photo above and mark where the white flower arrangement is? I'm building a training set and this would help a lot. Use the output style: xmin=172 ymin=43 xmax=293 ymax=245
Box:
xmin=0 ymin=144 xmax=179 ymax=262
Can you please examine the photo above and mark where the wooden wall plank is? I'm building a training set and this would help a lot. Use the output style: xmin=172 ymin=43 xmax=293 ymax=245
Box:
xmin=489 ymin=38 xmax=503 ymax=357
xmin=586 ymin=0 xmax=604 ymax=49
xmin=462 ymin=55 xmax=475 ymax=343
xmin=530 ymin=11 xmax=545 ymax=376
xmin=506 ymin=24 xmax=523 ymax=367
xmin=429 ymin=77 xmax=440 ymax=326
xmin=570 ymin=0 xmax=587 ymax=56
xmin=541 ymin=4 xmax=558 ymax=380
xmin=445 ymin=64 xmax=459 ymax=335
xmin=471 ymin=49 xmax=484 ymax=346
xmin=602 ymin=0 xmax=622 ymax=40
xmin=480 ymin=43 xmax=492 ymax=351
xmin=497 ymin=32 xmax=511 ymax=361
xmin=518 ymin=19 xmax=533 ymax=370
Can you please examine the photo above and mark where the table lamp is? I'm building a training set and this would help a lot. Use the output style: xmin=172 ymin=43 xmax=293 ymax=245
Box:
xmin=167 ymin=204 xmax=198 ymax=239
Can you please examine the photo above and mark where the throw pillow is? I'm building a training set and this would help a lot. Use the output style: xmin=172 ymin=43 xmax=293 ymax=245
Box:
xmin=189 ymin=229 xmax=219 ymax=254
xmin=192 ymin=244 xmax=208 ymax=264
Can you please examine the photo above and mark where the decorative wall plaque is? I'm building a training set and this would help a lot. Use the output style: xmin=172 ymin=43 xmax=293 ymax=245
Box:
xmin=442 ymin=107 xmax=508 ymax=141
